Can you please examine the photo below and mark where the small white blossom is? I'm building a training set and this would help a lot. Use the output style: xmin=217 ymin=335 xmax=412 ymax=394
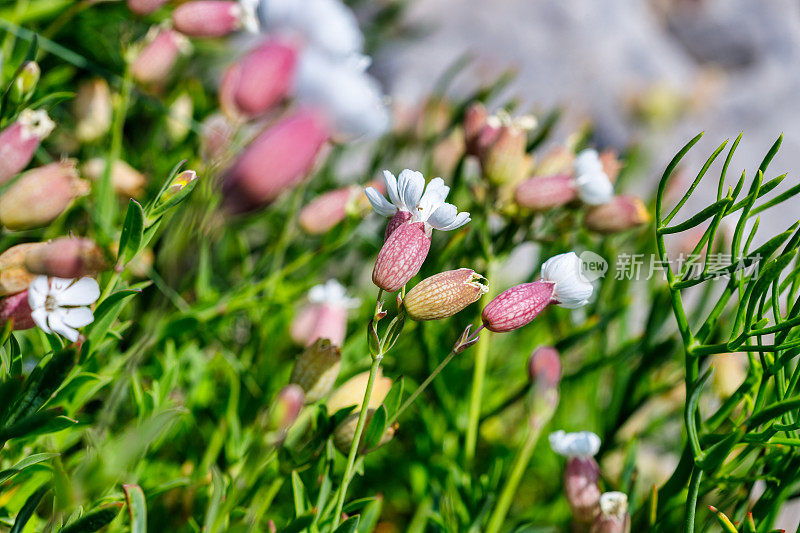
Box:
xmin=549 ymin=430 xmax=601 ymax=457
xmin=28 ymin=276 xmax=100 ymax=342
xmin=541 ymin=252 xmax=593 ymax=309
xmin=573 ymin=149 xmax=613 ymax=205
xmin=239 ymin=0 xmax=261 ymax=33
xmin=364 ymin=169 xmax=470 ymax=232
xmin=308 ymin=279 xmax=359 ymax=309
xmin=18 ymin=109 xmax=55 ymax=141
xmin=599 ymin=492 xmax=628 ymax=518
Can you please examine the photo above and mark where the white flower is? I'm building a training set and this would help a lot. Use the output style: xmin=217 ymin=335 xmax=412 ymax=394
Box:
xmin=573 ymin=149 xmax=613 ymax=205
xmin=548 ymin=430 xmax=601 ymax=457
xmin=364 ymin=169 xmax=471 ymax=232
xmin=18 ymin=109 xmax=55 ymax=141
xmin=308 ymin=279 xmax=359 ymax=309
xmin=599 ymin=492 xmax=628 ymax=518
xmin=239 ymin=0 xmax=261 ymax=33
xmin=540 ymin=252 xmax=593 ymax=309
xmin=28 ymin=276 xmax=100 ymax=342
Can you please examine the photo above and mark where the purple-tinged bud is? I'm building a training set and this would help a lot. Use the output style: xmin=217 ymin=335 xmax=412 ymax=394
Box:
xmin=0 ymin=290 xmax=35 ymax=330
xmin=290 ymin=339 xmax=341 ymax=403
xmin=222 ymin=110 xmax=330 ymax=212
xmin=528 ymin=346 xmax=561 ymax=388
xmin=0 ymin=161 xmax=90 ymax=230
xmin=463 ymin=103 xmax=492 ymax=156
xmin=403 ymin=269 xmax=488 ymax=321
xmin=0 ymin=243 xmax=44 ymax=296
xmin=372 ymin=221 xmax=431 ymax=292
xmin=481 ymin=126 xmax=532 ymax=186
xmin=584 ymin=195 xmax=650 ymax=234
xmin=590 ymin=492 xmax=630 ymax=533
xmin=74 ymin=78 xmax=112 ymax=143
xmin=481 ymin=281 xmax=555 ymax=333
xmin=384 ymin=210 xmax=412 ymax=240
xmin=82 ymin=159 xmax=147 ymax=198
xmin=172 ymin=1 xmax=242 ymax=37
xmin=132 ymin=28 xmax=191 ymax=85
xmin=267 ymin=384 xmax=305 ymax=432
xmin=127 ymin=0 xmax=168 ymax=14
xmin=0 ymin=109 xmax=55 ymax=184
xmin=24 ymin=237 xmax=107 ymax=279
xmin=299 ymin=186 xmax=357 ymax=235
xmin=514 ymin=174 xmax=578 ymax=210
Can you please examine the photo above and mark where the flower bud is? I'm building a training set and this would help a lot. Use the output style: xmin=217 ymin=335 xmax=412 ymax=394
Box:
xmin=74 ymin=78 xmax=112 ymax=143
xmin=0 ymin=109 xmax=55 ymax=184
xmin=372 ymin=221 xmax=431 ymax=292
xmin=404 ymin=269 xmax=488 ymax=321
xmin=599 ymin=150 xmax=622 ymax=182
xmin=566 ymin=456 xmax=603 ymax=523
xmin=24 ymin=237 xmax=107 ymax=279
xmin=0 ymin=243 xmax=44 ymax=296
xmin=0 ymin=290 xmax=35 ymax=330
xmin=463 ymin=103 xmax=493 ymax=156
xmin=328 ymin=369 xmax=395 ymax=454
xmin=514 ymin=174 xmax=577 ymax=210
xmin=481 ymin=126 xmax=531 ymax=186
xmin=222 ymin=110 xmax=329 ymax=212
xmin=584 ymin=195 xmax=650 ymax=234
xmin=590 ymin=492 xmax=630 ymax=533
xmin=290 ymin=339 xmax=341 ymax=403
xmin=0 ymin=161 xmax=90 ymax=230
xmin=481 ymin=281 xmax=554 ymax=333
xmin=267 ymin=384 xmax=304 ymax=432
xmin=333 ymin=408 xmax=396 ymax=455
xmin=172 ymin=1 xmax=243 ymax=37
xmin=528 ymin=346 xmax=561 ymax=388
xmin=132 ymin=28 xmax=191 ymax=85
xmin=290 ymin=280 xmax=357 ymax=346
xmin=298 ymin=186 xmax=358 ymax=235
xmin=151 ymin=170 xmax=199 ymax=217
xmin=384 ymin=210 xmax=411 ymax=240
xmin=127 ymin=0 xmax=168 ymax=14
xmin=222 ymin=40 xmax=297 ymax=118
xmin=10 ymin=61 xmax=40 ymax=104
xmin=535 ymin=146 xmax=574 ymax=176
xmin=82 ymin=158 xmax=147 ymax=198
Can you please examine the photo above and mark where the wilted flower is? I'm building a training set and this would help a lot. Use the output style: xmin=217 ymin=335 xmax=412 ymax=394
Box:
xmin=82 ymin=158 xmax=147 ymax=198
xmin=74 ymin=78 xmax=112 ymax=143
xmin=0 ymin=291 xmax=36 ymax=330
xmin=172 ymin=1 xmax=246 ymax=37
xmin=0 ymin=161 xmax=90 ymax=230
xmin=127 ymin=0 xmax=168 ymax=14
xmin=328 ymin=369 xmax=395 ymax=454
xmin=132 ymin=28 xmax=191 ymax=85
xmin=24 ymin=237 xmax=107 ymax=279
xmin=0 ymin=243 xmax=44 ymax=296
xmin=590 ymin=492 xmax=630 ymax=533
xmin=551 ymin=430 xmax=602 ymax=523
xmin=403 ymin=269 xmax=488 ymax=321
xmin=573 ymin=149 xmax=614 ymax=205
xmin=290 ymin=279 xmax=359 ymax=347
xmin=584 ymin=195 xmax=650 ymax=234
xmin=28 ymin=276 xmax=100 ymax=342
xmin=0 ymin=109 xmax=55 ymax=184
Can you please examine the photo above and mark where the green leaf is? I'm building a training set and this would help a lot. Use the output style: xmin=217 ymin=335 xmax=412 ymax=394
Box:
xmin=355 ymin=496 xmax=382 ymax=533
xmin=59 ymin=503 xmax=123 ymax=533
xmin=333 ymin=516 xmax=360 ymax=533
xmin=118 ymin=199 xmax=145 ymax=266
xmin=5 ymin=348 xmax=76 ymax=426
xmin=291 ymin=471 xmax=307 ymax=515
xmin=362 ymin=405 xmax=387 ymax=452
xmin=382 ymin=377 xmax=404 ymax=419
xmin=123 ymin=484 xmax=147 ymax=533
xmin=11 ymin=485 xmax=49 ymax=533
xmin=0 ymin=409 xmax=77 ymax=443
xmin=278 ymin=511 xmax=316 ymax=533
xmin=85 ymin=289 xmax=141 ymax=348
xmin=203 ymin=467 xmax=226 ymax=532
xmin=0 ymin=452 xmax=59 ymax=484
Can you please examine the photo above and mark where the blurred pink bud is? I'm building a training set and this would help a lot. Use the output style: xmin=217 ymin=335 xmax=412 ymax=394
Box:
xmin=290 ymin=279 xmax=357 ymax=346
xmin=463 ymin=103 xmax=491 ymax=156
xmin=222 ymin=110 xmax=329 ymax=212
xmin=132 ymin=28 xmax=190 ymax=85
xmin=268 ymin=384 xmax=305 ymax=432
xmin=514 ymin=174 xmax=577 ymax=210
xmin=222 ymin=40 xmax=297 ymax=118
xmin=82 ymin=159 xmax=147 ymax=198
xmin=590 ymin=492 xmax=630 ymax=533
xmin=0 ymin=109 xmax=55 ymax=184
xmin=127 ymin=0 xmax=168 ymax=14
xmin=384 ymin=210 xmax=412 ymax=240
xmin=24 ymin=237 xmax=107 ymax=279
xmin=172 ymin=1 xmax=242 ymax=37
xmin=0 ymin=290 xmax=35 ymax=330
xmin=309 ymin=304 xmax=346 ymax=346
xmin=200 ymin=113 xmax=235 ymax=163
xmin=528 ymin=346 xmax=561 ymax=388
xmin=74 ymin=78 xmax=112 ymax=142
xmin=298 ymin=186 xmax=357 ymax=235
xmin=481 ymin=281 xmax=555 ymax=333
xmin=0 ymin=161 xmax=90 ymax=230
xmin=584 ymin=195 xmax=650 ymax=234
xmin=403 ymin=268 xmax=488 ymax=321
xmin=372 ymin=221 xmax=431 ymax=292
xmin=565 ymin=456 xmax=602 ymax=523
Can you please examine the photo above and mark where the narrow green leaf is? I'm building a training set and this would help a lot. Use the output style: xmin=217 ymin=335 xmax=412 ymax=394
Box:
xmin=362 ymin=405 xmax=387 ymax=452
xmin=333 ymin=516 xmax=360 ymax=533
xmin=59 ymin=503 xmax=123 ymax=533
xmin=6 ymin=348 xmax=76 ymax=426
xmin=291 ymin=471 xmax=307 ymax=515
xmin=118 ymin=199 xmax=145 ymax=266
xmin=123 ymin=484 xmax=147 ymax=533
xmin=11 ymin=485 xmax=49 ymax=533
xmin=85 ymin=289 xmax=141 ymax=348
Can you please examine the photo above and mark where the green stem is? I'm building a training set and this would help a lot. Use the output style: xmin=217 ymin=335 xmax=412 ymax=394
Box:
xmin=387 ymin=347 xmax=458 ymax=427
xmin=485 ymin=422 xmax=542 ymax=533
xmin=333 ymin=354 xmax=382 ymax=525
xmin=685 ymin=467 xmax=703 ymax=533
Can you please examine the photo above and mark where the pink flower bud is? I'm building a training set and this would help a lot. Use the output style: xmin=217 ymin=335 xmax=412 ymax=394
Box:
xmin=403 ymin=268 xmax=488 ymax=321
xmin=514 ymin=174 xmax=578 ymax=210
xmin=268 ymin=384 xmax=305 ymax=432
xmin=290 ymin=279 xmax=357 ymax=346
xmin=0 ymin=109 xmax=55 ymax=184
xmin=222 ymin=40 xmax=297 ymax=118
xmin=132 ymin=28 xmax=190 ymax=85
xmin=481 ymin=125 xmax=531 ymax=185
xmin=24 ymin=237 xmax=107 ymax=279
xmin=82 ymin=159 xmax=147 ymax=198
xmin=565 ymin=456 xmax=602 ymax=523
xmin=384 ymin=210 xmax=412 ymax=240
xmin=0 ymin=243 xmax=44 ymax=296
xmin=463 ymin=103 xmax=491 ymax=156
xmin=127 ymin=0 xmax=168 ymax=14
xmin=222 ymin=110 xmax=329 ymax=212
xmin=172 ymin=1 xmax=242 ymax=37
xmin=290 ymin=338 xmax=341 ymax=403
xmin=372 ymin=221 xmax=431 ymax=292
xmin=298 ymin=186 xmax=357 ymax=235
xmin=528 ymin=346 xmax=561 ymax=388
xmin=584 ymin=195 xmax=650 ymax=234
xmin=0 ymin=161 xmax=90 ymax=230
xmin=590 ymin=492 xmax=630 ymax=533
xmin=481 ymin=281 xmax=555 ymax=333
xmin=74 ymin=78 xmax=112 ymax=142
xmin=0 ymin=290 xmax=35 ymax=330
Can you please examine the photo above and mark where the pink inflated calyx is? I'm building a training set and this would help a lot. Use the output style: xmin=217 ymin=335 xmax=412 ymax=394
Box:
xmin=132 ymin=29 xmax=188 ymax=85
xmin=372 ymin=221 xmax=431 ymax=292
xmin=565 ymin=456 xmax=602 ymax=523
xmin=299 ymin=187 xmax=354 ymax=235
xmin=172 ymin=1 xmax=242 ymax=37
xmin=481 ymin=280 xmax=556 ymax=333
xmin=0 ymin=110 xmax=55 ymax=184
xmin=384 ymin=210 xmax=412 ymax=240
xmin=514 ymin=174 xmax=578 ymax=210
xmin=0 ymin=291 xmax=35 ymax=330
xmin=230 ymin=40 xmax=297 ymax=118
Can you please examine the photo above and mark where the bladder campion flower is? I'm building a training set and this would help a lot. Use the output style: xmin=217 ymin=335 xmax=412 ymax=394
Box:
xmin=403 ymin=269 xmax=488 ymax=321
xmin=573 ymin=149 xmax=614 ymax=205
xmin=591 ymin=492 xmax=630 ymax=533
xmin=550 ymin=430 xmax=603 ymax=523
xmin=0 ymin=109 xmax=55 ymax=184
xmin=28 ymin=276 xmax=100 ymax=342
xmin=290 ymin=279 xmax=359 ymax=347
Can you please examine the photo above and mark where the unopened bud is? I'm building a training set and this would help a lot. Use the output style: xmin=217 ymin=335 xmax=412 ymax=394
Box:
xmin=298 ymin=186 xmax=358 ymax=235
xmin=463 ymin=103 xmax=492 ymax=156
xmin=290 ymin=339 xmax=341 ymax=403
xmin=82 ymin=158 xmax=147 ymax=198
xmin=514 ymin=174 xmax=577 ymax=211
xmin=404 ymin=269 xmax=488 ymax=321
xmin=11 ymin=61 xmax=40 ymax=104
xmin=535 ymin=146 xmax=574 ymax=176
xmin=0 ymin=290 xmax=35 ymax=330
xmin=267 ymin=384 xmax=304 ymax=432
xmin=481 ymin=126 xmax=531 ymax=186
xmin=528 ymin=346 xmax=561 ymax=388
xmin=127 ymin=0 xmax=168 ymax=15
xmin=172 ymin=1 xmax=243 ymax=37
xmin=372 ymin=222 xmax=431 ymax=292
xmin=481 ymin=281 xmax=555 ymax=333
xmin=590 ymin=492 xmax=630 ymax=533
xmin=0 ymin=109 xmax=55 ymax=184
xmin=24 ymin=237 xmax=107 ymax=279
xmin=566 ymin=456 xmax=603 ymax=523
xmin=151 ymin=170 xmax=198 ymax=217
xmin=0 ymin=243 xmax=45 ymax=296
xmin=584 ymin=195 xmax=650 ymax=234
xmin=0 ymin=161 xmax=89 ymax=230
xmin=74 ymin=78 xmax=112 ymax=143
xmin=132 ymin=28 xmax=191 ymax=85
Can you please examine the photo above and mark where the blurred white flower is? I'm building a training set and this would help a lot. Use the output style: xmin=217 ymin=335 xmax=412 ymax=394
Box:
xmin=28 ymin=276 xmax=100 ymax=342
xmin=574 ymin=149 xmax=613 ymax=205
xmin=549 ymin=430 xmax=601 ymax=457
xmin=541 ymin=252 xmax=593 ymax=309
xmin=599 ymin=491 xmax=628 ymax=517
xmin=308 ymin=279 xmax=359 ymax=309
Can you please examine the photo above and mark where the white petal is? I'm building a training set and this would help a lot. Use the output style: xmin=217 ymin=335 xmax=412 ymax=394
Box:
xmin=548 ymin=430 xmax=601 ymax=457
xmin=576 ymin=171 xmax=614 ymax=205
xmin=27 ymin=276 xmax=50 ymax=309
xmin=426 ymin=203 xmax=457 ymax=229
xmin=416 ymin=177 xmax=450 ymax=222
xmin=60 ymin=306 xmax=94 ymax=329
xmin=364 ymin=187 xmax=397 ymax=217
xmin=308 ymin=283 xmax=327 ymax=303
xmin=47 ymin=310 xmax=79 ymax=342
xmin=541 ymin=252 xmax=593 ymax=308
xmin=423 ymin=177 xmax=450 ymax=202
xmin=599 ymin=492 xmax=628 ymax=518
xmin=30 ymin=307 xmax=51 ymax=333
xmin=49 ymin=277 xmax=73 ymax=292
xmin=439 ymin=211 xmax=471 ymax=231
xmin=574 ymin=149 xmax=603 ymax=176
xmin=397 ymin=169 xmax=424 ymax=212
xmin=382 ymin=170 xmax=401 ymax=208
xmin=54 ymin=278 xmax=100 ymax=307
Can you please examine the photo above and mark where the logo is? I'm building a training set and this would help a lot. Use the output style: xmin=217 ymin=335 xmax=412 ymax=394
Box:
xmin=579 ymin=251 xmax=608 ymax=282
